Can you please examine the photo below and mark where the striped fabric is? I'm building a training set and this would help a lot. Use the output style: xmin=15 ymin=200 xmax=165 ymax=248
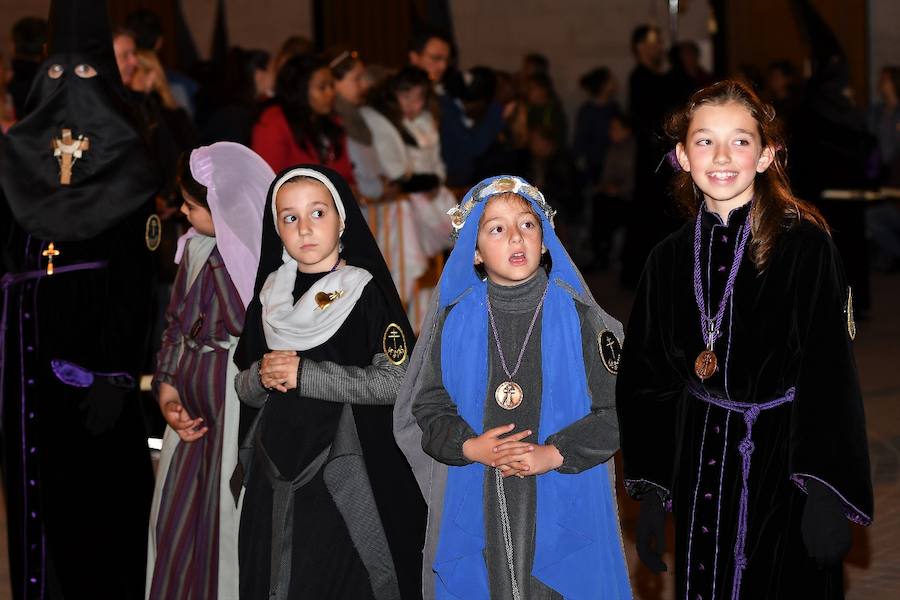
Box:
xmin=149 ymin=247 xmax=245 ymax=599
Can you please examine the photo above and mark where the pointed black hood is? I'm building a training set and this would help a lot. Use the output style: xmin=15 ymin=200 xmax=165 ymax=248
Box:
xmin=0 ymin=0 xmax=159 ymax=241
xmin=47 ymin=0 xmax=120 ymax=85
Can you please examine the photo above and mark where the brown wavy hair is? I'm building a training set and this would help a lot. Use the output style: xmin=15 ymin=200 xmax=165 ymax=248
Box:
xmin=665 ymin=79 xmax=829 ymax=270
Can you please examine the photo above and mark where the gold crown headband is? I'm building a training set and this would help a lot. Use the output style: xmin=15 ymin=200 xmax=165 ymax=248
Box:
xmin=446 ymin=177 xmax=557 ymax=240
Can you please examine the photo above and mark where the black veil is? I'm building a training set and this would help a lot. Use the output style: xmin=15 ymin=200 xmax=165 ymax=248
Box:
xmin=235 ymin=163 xmax=414 ymax=369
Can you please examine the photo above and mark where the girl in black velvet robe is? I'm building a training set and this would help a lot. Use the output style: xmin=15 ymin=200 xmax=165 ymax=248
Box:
xmin=616 ymin=81 xmax=873 ymax=599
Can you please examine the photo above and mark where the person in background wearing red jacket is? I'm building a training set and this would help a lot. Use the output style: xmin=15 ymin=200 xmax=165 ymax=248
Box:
xmin=252 ymin=53 xmax=356 ymax=184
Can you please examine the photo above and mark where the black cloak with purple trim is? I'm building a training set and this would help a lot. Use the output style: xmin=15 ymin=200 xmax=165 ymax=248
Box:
xmin=617 ymin=202 xmax=872 ymax=599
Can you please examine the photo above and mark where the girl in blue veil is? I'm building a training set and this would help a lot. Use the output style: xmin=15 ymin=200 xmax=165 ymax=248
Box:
xmin=394 ymin=175 xmax=632 ymax=599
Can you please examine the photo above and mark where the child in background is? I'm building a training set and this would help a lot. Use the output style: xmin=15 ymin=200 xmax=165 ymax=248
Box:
xmin=148 ymin=143 xmax=273 ymax=599
xmin=395 ymin=175 xmax=631 ymax=599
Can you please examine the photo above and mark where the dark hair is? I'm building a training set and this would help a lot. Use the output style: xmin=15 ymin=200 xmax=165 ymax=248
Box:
xmin=579 ymin=67 xmax=611 ymax=96
xmin=630 ymin=25 xmax=659 ymax=55
xmin=124 ymin=9 xmax=163 ymax=51
xmin=247 ymin=49 xmax=270 ymax=72
xmin=523 ymin=53 xmax=549 ymax=74
xmin=12 ymin=17 xmax=47 ymax=58
xmin=461 ymin=66 xmax=497 ymax=103
xmin=664 ymin=80 xmax=829 ymax=270
xmin=528 ymin=122 xmax=558 ymax=141
xmin=223 ymin=47 xmax=269 ymax=107
xmin=176 ymin=151 xmax=209 ymax=208
xmin=271 ymin=36 xmax=314 ymax=79
xmin=276 ymin=53 xmax=344 ymax=163
xmin=371 ymin=65 xmax=433 ymax=146
xmin=527 ymin=72 xmax=555 ymax=95
xmin=409 ymin=27 xmax=451 ymax=54
xmin=112 ymin=26 xmax=136 ymax=42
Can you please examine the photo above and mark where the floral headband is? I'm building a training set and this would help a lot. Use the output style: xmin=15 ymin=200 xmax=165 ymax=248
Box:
xmin=446 ymin=176 xmax=557 ymax=240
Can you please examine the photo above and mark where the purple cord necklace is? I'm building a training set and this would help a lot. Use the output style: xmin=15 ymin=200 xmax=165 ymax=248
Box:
xmin=692 ymin=201 xmax=752 ymax=381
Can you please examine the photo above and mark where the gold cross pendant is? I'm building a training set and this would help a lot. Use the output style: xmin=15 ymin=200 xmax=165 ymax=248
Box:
xmin=42 ymin=242 xmax=60 ymax=275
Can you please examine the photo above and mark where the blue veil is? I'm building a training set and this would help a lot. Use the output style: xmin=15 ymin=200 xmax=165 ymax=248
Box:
xmin=394 ymin=175 xmax=631 ymax=599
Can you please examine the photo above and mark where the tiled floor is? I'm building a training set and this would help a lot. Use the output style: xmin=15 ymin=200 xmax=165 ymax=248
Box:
xmin=0 ymin=272 xmax=896 ymax=599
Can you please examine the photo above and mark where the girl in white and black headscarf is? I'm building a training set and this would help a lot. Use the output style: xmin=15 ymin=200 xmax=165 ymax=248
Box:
xmin=233 ymin=164 xmax=426 ymax=600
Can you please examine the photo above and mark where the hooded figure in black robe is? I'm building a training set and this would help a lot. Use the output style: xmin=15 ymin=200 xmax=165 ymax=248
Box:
xmin=233 ymin=164 xmax=426 ymax=599
xmin=0 ymin=1 xmax=159 ymax=598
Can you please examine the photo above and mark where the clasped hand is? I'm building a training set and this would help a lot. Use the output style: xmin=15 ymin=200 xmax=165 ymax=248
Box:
xmin=462 ymin=423 xmax=563 ymax=478
xmin=259 ymin=350 xmax=300 ymax=393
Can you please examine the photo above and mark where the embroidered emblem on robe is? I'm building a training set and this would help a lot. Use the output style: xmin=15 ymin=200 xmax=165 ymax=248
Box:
xmin=598 ymin=329 xmax=622 ymax=374
xmin=145 ymin=214 xmax=161 ymax=251
xmin=383 ymin=323 xmax=408 ymax=366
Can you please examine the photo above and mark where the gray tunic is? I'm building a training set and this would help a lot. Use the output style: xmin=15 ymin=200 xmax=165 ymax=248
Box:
xmin=412 ymin=269 xmax=620 ymax=599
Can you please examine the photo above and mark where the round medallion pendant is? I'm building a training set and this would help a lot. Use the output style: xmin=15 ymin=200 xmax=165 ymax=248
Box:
xmin=694 ymin=350 xmax=718 ymax=381
xmin=495 ymin=381 xmax=524 ymax=410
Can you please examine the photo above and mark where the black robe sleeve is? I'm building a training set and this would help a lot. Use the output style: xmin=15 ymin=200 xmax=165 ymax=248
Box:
xmin=787 ymin=227 xmax=873 ymax=525
xmin=615 ymin=242 xmax=685 ymax=501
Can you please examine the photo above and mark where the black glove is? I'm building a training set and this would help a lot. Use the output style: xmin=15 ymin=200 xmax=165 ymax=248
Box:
xmin=801 ymin=478 xmax=851 ymax=568
xmin=78 ymin=377 xmax=128 ymax=435
xmin=635 ymin=491 xmax=668 ymax=573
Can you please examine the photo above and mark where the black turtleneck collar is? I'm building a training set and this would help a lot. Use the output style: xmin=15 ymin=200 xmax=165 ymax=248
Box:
xmin=487 ymin=267 xmax=549 ymax=314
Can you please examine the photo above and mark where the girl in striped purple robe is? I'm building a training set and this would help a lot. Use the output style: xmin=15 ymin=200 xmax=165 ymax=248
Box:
xmin=146 ymin=143 xmax=274 ymax=599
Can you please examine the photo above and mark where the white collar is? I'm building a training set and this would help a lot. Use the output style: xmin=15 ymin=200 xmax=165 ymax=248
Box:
xmin=260 ymin=263 xmax=373 ymax=351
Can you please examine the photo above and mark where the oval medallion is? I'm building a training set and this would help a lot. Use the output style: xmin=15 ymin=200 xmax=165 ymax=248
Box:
xmin=382 ymin=323 xmax=408 ymax=366
xmin=694 ymin=350 xmax=718 ymax=381
xmin=597 ymin=330 xmax=622 ymax=374
xmin=495 ymin=381 xmax=524 ymax=410
xmin=145 ymin=214 xmax=161 ymax=251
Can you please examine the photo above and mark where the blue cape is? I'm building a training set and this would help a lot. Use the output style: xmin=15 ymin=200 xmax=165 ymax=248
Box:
xmin=433 ymin=176 xmax=631 ymax=599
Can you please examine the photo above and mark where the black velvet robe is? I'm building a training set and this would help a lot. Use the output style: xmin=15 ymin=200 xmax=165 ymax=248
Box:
xmin=616 ymin=203 xmax=872 ymax=599
xmin=0 ymin=208 xmax=156 ymax=600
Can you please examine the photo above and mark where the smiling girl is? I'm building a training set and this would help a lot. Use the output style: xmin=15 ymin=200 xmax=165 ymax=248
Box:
xmin=616 ymin=80 xmax=873 ymax=599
